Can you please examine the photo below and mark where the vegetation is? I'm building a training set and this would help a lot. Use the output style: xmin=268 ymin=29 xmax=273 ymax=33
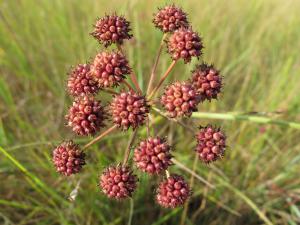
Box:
xmin=0 ymin=0 xmax=300 ymax=224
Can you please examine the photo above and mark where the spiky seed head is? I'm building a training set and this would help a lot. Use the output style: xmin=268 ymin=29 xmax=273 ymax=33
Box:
xmin=91 ymin=14 xmax=132 ymax=47
xmin=196 ymin=125 xmax=226 ymax=163
xmin=134 ymin=137 xmax=172 ymax=174
xmin=167 ymin=28 xmax=203 ymax=63
xmin=91 ymin=51 xmax=131 ymax=88
xmin=153 ymin=4 xmax=189 ymax=33
xmin=66 ymin=96 xmax=106 ymax=136
xmin=156 ymin=174 xmax=190 ymax=208
xmin=110 ymin=91 xmax=150 ymax=130
xmin=161 ymin=81 xmax=201 ymax=118
xmin=99 ymin=165 xmax=138 ymax=199
xmin=191 ymin=64 xmax=222 ymax=101
xmin=67 ymin=64 xmax=100 ymax=97
xmin=52 ymin=140 xmax=85 ymax=176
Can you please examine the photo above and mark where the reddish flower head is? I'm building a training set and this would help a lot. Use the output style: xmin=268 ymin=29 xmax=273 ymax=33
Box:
xmin=91 ymin=51 xmax=131 ymax=88
xmin=167 ymin=28 xmax=203 ymax=63
xmin=66 ymin=96 xmax=106 ymax=136
xmin=67 ymin=64 xmax=99 ymax=97
xmin=153 ymin=4 xmax=189 ymax=33
xmin=156 ymin=174 xmax=190 ymax=208
xmin=91 ymin=14 xmax=132 ymax=47
xmin=110 ymin=91 xmax=150 ymax=130
xmin=191 ymin=64 xmax=222 ymax=101
xmin=161 ymin=81 xmax=200 ymax=118
xmin=134 ymin=137 xmax=172 ymax=174
xmin=99 ymin=165 xmax=138 ymax=199
xmin=52 ymin=140 xmax=85 ymax=176
xmin=196 ymin=125 xmax=226 ymax=163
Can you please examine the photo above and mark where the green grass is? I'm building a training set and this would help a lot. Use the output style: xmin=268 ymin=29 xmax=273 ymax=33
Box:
xmin=1 ymin=0 xmax=300 ymax=224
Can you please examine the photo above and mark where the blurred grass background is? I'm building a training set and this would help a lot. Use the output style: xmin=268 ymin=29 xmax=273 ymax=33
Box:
xmin=1 ymin=0 xmax=300 ymax=224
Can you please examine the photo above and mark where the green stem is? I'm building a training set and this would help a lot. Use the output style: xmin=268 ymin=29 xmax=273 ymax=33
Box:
xmin=180 ymin=156 xmax=198 ymax=225
xmin=191 ymin=111 xmax=300 ymax=130
xmin=172 ymin=158 xmax=215 ymax=189
xmin=146 ymin=33 xmax=167 ymax=95
xmin=123 ymin=129 xmax=138 ymax=166
xmin=151 ymin=107 xmax=196 ymax=133
xmin=127 ymin=198 xmax=134 ymax=225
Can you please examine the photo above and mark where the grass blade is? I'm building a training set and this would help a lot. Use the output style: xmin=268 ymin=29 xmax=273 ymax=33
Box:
xmin=0 ymin=146 xmax=66 ymax=204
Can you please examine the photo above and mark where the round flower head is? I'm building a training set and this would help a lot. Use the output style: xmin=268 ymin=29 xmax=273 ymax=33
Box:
xmin=191 ymin=64 xmax=222 ymax=101
xmin=67 ymin=63 xmax=100 ymax=97
xmin=91 ymin=14 xmax=132 ymax=47
xmin=161 ymin=81 xmax=201 ymax=118
xmin=134 ymin=137 xmax=172 ymax=174
xmin=99 ymin=165 xmax=138 ymax=199
xmin=156 ymin=174 xmax=190 ymax=208
xmin=110 ymin=91 xmax=150 ymax=130
xmin=52 ymin=140 xmax=85 ymax=176
xmin=167 ymin=28 xmax=203 ymax=63
xmin=196 ymin=125 xmax=226 ymax=163
xmin=153 ymin=4 xmax=189 ymax=33
xmin=91 ymin=51 xmax=131 ymax=88
xmin=66 ymin=96 xmax=106 ymax=136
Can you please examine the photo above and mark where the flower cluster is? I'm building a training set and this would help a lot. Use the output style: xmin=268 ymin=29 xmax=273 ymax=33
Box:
xmin=91 ymin=51 xmax=131 ymax=88
xmin=52 ymin=4 xmax=227 ymax=209
xmin=134 ymin=136 xmax=172 ymax=174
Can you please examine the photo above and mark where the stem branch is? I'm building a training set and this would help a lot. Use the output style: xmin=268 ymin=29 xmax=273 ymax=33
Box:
xmin=180 ymin=157 xmax=198 ymax=225
xmin=103 ymin=88 xmax=119 ymax=95
xmin=130 ymin=71 xmax=143 ymax=94
xmin=83 ymin=125 xmax=117 ymax=150
xmin=146 ymin=33 xmax=167 ymax=95
xmin=148 ymin=60 xmax=177 ymax=100
xmin=117 ymin=43 xmax=142 ymax=94
xmin=152 ymin=107 xmax=196 ymax=133
xmin=122 ymin=129 xmax=139 ymax=166
xmin=123 ymin=80 xmax=136 ymax=92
